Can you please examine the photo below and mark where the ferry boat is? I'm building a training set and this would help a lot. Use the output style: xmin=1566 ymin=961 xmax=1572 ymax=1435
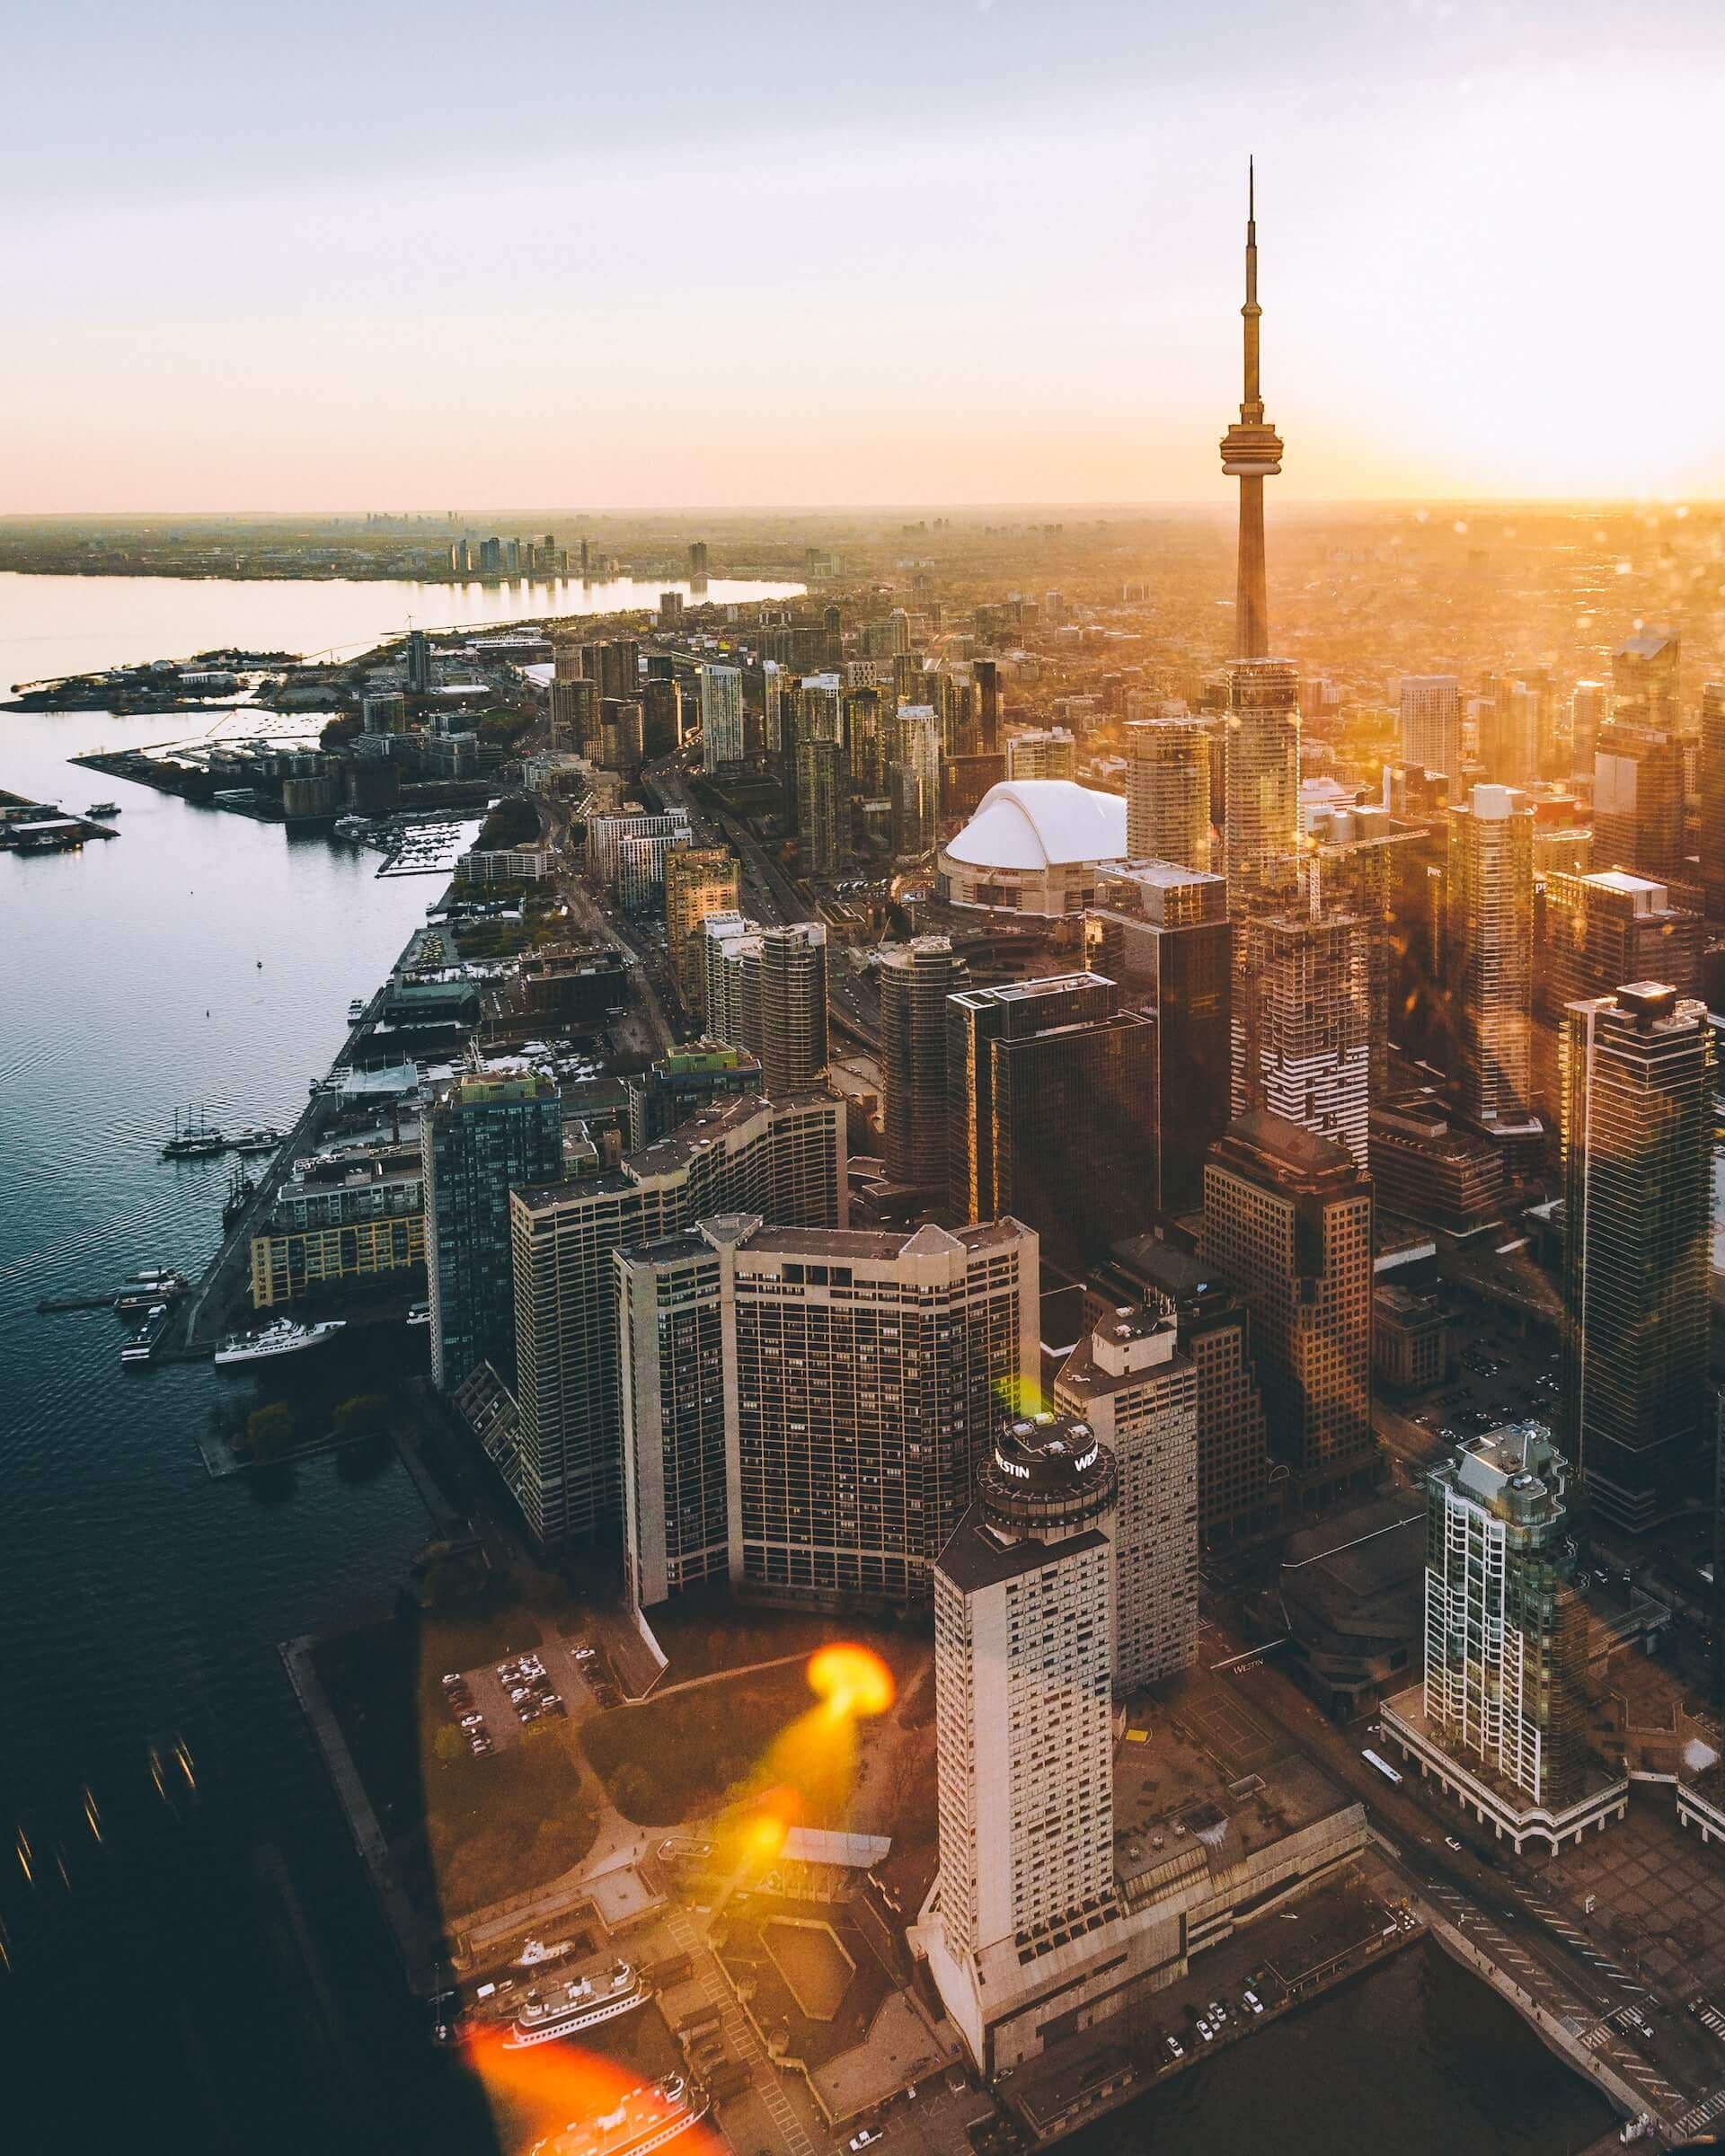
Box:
xmin=120 ymin=1303 xmax=172 ymax=1365
xmin=230 ymin=1126 xmax=282 ymax=1154
xmin=162 ymin=1107 xmax=226 ymax=1159
xmin=114 ymin=1268 xmax=189 ymax=1314
xmin=85 ymin=801 xmax=120 ymax=818
xmin=502 ymin=1961 xmax=650 ymax=2049
xmin=527 ymin=2076 xmax=707 ymax=2156
xmin=406 ymin=1301 xmax=431 ymax=1329
xmin=214 ymin=1318 xmax=345 ymax=1367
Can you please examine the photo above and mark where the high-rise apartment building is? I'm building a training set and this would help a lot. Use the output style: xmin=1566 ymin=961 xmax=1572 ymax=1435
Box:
xmin=1199 ymin=1113 xmax=1376 ymax=1502
xmin=641 ymin=675 xmax=682 ymax=756
xmin=509 ymin=1091 xmax=845 ymax=1543
xmin=1398 ymin=676 xmax=1462 ymax=792
xmin=1479 ymin=678 xmax=1541 ymax=787
xmin=889 ymin=703 xmax=942 ymax=858
xmin=797 ymin=734 xmax=848 ymax=877
xmin=587 ymin=808 xmax=690 ymax=892
xmin=879 ymin=936 xmax=967 ymax=1190
xmin=1124 ymin=718 xmax=1211 ymax=870
xmin=947 ymin=974 xmax=1156 ymax=1267
xmin=1088 ymin=864 xmax=1232 ymax=1214
xmin=422 ymin=1071 xmax=564 ymax=1392
xmin=1092 ymin=1239 xmax=1278 ymax=1541
xmin=1004 ymin=728 xmax=1076 ymax=782
xmin=664 ymin=846 xmax=741 ymax=1015
xmin=1056 ymin=1304 xmax=1198 ymax=1690
xmin=1701 ymin=683 xmax=1725 ymax=922
xmin=1221 ymin=658 xmax=1300 ymax=905
xmin=1570 ymin=681 xmax=1608 ymax=778
xmin=975 ymin=657 xmax=1001 ymax=755
xmin=1560 ymin=984 xmax=1713 ymax=1532
xmin=624 ymin=1042 xmax=762 ymax=1151
xmin=1446 ymin=783 xmax=1535 ymax=1131
xmin=1234 ymin=904 xmax=1371 ymax=1171
xmin=1539 ymin=869 xmax=1703 ymax=1021
xmin=699 ymin=663 xmax=745 ymax=771
xmin=550 ymin=675 xmax=599 ymax=752
xmin=1592 ymin=718 xmax=1685 ymax=881
xmin=756 ymin=922 xmax=829 ymax=1093
xmin=927 ymin=1413 xmax=1119 ymax=2063
xmin=616 ymin=1215 xmax=1036 ymax=1610
xmin=1612 ymin=627 xmax=1679 ymax=729
xmin=1393 ymin=1424 xmax=1597 ymax=1825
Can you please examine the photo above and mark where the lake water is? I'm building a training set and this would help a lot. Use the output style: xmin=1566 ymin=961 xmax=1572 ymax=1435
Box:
xmin=0 ymin=579 xmax=1623 ymax=2156
xmin=0 ymin=569 xmax=808 ymax=690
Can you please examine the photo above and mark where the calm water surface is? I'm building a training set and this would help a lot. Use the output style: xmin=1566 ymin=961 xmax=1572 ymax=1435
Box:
xmin=0 ymin=569 xmax=806 ymax=688
xmin=0 ymin=584 xmax=1619 ymax=2156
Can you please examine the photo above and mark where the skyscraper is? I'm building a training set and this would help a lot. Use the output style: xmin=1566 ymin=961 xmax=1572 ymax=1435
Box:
xmin=1446 ymin=783 xmax=1535 ymax=1131
xmin=1593 ymin=717 xmax=1685 ymax=880
xmin=1199 ymin=1112 xmax=1376 ymax=1503
xmin=1056 ymin=1303 xmax=1199 ymax=1690
xmin=1398 ymin=676 xmax=1463 ymax=792
xmin=1234 ymin=902 xmax=1371 ymax=1170
xmin=699 ymin=663 xmax=745 ymax=770
xmin=550 ymin=675 xmax=599 ymax=752
xmin=879 ymin=936 xmax=967 ymax=1190
xmin=796 ymin=733 xmax=848 ymax=877
xmin=975 ymin=656 xmax=1001 ymax=755
xmin=1560 ymin=983 xmax=1713 ymax=1532
xmin=664 ymin=845 xmax=741 ymax=1015
xmin=1570 ymin=680 xmax=1608 ymax=779
xmin=889 ymin=702 xmax=942 ymax=857
xmin=1219 ymin=161 xmax=1282 ymax=660
xmin=756 ymin=922 xmax=829 ymax=1094
xmin=927 ymin=1413 xmax=1119 ymax=2063
xmin=1612 ymin=626 xmax=1680 ymax=729
xmin=1539 ymin=869 xmax=1703 ymax=1021
xmin=421 ymin=1072 xmax=564 ymax=1392
xmin=947 ymin=974 xmax=1156 ymax=1267
xmin=1091 ymin=1238 xmax=1278 ymax=1541
xmin=1222 ymin=658 xmax=1301 ymax=903
xmin=1087 ymin=863 xmax=1233 ymax=1214
xmin=509 ymin=1091 xmax=846 ymax=1542
xmin=1125 ymin=718 xmax=1211 ymax=870
xmin=1004 ymin=728 xmax=1076 ymax=782
xmin=1701 ymin=682 xmax=1725 ymax=922
xmin=616 ymin=1215 xmax=1037 ymax=1611
xmin=1391 ymin=1423 xmax=1598 ymax=1825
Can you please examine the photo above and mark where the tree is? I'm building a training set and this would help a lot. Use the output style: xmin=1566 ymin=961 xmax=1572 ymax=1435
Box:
xmin=246 ymin=1402 xmax=296 ymax=1462
xmin=332 ymin=1392 xmax=390 ymax=1438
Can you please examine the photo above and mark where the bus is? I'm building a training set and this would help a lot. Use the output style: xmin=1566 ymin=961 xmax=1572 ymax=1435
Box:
xmin=1361 ymin=1748 xmax=1403 ymax=1786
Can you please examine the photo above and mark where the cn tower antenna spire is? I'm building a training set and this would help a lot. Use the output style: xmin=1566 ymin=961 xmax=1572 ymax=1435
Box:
xmin=1220 ymin=159 xmax=1283 ymax=660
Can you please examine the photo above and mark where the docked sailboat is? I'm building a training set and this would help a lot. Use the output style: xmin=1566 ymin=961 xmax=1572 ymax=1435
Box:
xmin=162 ymin=1106 xmax=226 ymax=1158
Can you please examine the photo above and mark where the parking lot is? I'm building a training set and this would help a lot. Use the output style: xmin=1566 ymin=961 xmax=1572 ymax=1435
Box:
xmin=436 ymin=1632 xmax=618 ymax=1759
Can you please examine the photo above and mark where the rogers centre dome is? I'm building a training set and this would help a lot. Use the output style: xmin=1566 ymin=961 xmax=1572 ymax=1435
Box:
xmin=936 ymin=778 xmax=1128 ymax=916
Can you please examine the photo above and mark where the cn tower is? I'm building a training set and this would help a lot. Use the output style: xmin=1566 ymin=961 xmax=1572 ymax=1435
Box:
xmin=1219 ymin=160 xmax=1283 ymax=660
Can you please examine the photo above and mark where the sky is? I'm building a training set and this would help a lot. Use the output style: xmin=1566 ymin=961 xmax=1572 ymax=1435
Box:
xmin=8 ymin=0 xmax=1725 ymax=511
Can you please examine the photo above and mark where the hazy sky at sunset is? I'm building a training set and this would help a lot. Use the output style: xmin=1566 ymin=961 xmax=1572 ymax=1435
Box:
xmin=9 ymin=0 xmax=1725 ymax=510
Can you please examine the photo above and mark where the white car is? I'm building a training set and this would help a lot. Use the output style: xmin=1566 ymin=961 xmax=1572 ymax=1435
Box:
xmin=848 ymin=2130 xmax=884 ymax=2150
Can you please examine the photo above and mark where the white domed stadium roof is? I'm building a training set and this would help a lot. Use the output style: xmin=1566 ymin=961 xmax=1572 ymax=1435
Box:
xmin=944 ymin=779 xmax=1127 ymax=870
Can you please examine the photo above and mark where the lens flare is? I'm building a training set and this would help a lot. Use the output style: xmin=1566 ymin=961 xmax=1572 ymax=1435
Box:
xmin=806 ymin=1645 xmax=895 ymax=1721
xmin=464 ymin=2031 xmax=724 ymax=2156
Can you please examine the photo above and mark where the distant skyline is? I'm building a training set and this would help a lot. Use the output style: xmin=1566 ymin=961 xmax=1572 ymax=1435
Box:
xmin=11 ymin=0 xmax=1725 ymax=511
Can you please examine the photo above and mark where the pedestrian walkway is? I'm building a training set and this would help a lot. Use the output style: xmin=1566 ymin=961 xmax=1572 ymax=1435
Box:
xmin=666 ymin=1905 xmax=818 ymax=2156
